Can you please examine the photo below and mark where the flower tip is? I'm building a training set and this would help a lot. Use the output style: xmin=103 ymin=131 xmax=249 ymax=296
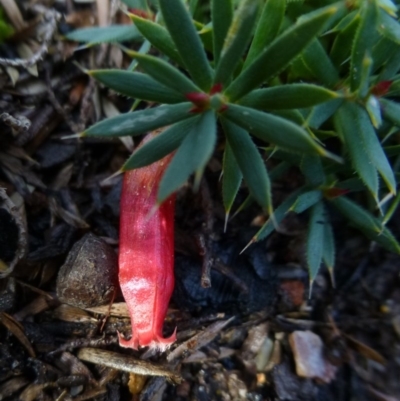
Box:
xmin=117 ymin=331 xmax=139 ymax=350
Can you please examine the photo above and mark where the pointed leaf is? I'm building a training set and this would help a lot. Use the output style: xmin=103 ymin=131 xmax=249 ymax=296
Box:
xmin=89 ymin=70 xmax=185 ymax=103
xmin=222 ymin=119 xmax=272 ymax=213
xmin=358 ymin=53 xmax=373 ymax=98
xmin=222 ymin=141 xmax=242 ymax=217
xmin=82 ymin=102 xmax=192 ymax=138
xmin=130 ymin=14 xmax=183 ymax=65
xmin=331 ymin=196 xmax=400 ymax=253
xmin=378 ymin=0 xmax=397 ymax=17
xmin=350 ymin=0 xmax=379 ymax=91
xmin=301 ymin=39 xmax=339 ymax=87
xmin=334 ymin=104 xmax=379 ymax=199
xmin=252 ymin=189 xmax=303 ymax=242
xmin=371 ymin=37 xmax=398 ymax=74
xmin=127 ymin=52 xmax=201 ymax=94
xmin=307 ymin=201 xmax=326 ymax=285
xmin=65 ymin=25 xmax=141 ymax=44
xmin=159 ymin=0 xmax=213 ymax=90
xmin=244 ymin=0 xmax=286 ymax=69
xmin=330 ymin=12 xmax=360 ymax=69
xmin=380 ymin=98 xmax=400 ymax=126
xmin=300 ymin=154 xmax=325 ymax=187
xmin=214 ymin=0 xmax=260 ymax=86
xmin=322 ymin=220 xmax=336 ymax=275
xmin=307 ymin=98 xmax=343 ymax=129
xmin=239 ymin=84 xmax=340 ymax=110
xmin=383 ymin=191 xmax=400 ymax=224
xmin=378 ymin=8 xmax=400 ymax=44
xmin=224 ymin=104 xmax=336 ymax=159
xmin=225 ymin=4 xmax=340 ymax=101
xmin=122 ymin=117 xmax=199 ymax=170
xmin=211 ymin=0 xmax=233 ymax=63
xmin=338 ymin=102 xmax=396 ymax=194
xmin=378 ymin=47 xmax=400 ymax=81
xmin=158 ymin=111 xmax=217 ymax=202
xmin=291 ymin=190 xmax=323 ymax=214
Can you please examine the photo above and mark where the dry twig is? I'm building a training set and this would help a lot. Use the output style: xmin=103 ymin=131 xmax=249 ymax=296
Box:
xmin=0 ymin=6 xmax=61 ymax=68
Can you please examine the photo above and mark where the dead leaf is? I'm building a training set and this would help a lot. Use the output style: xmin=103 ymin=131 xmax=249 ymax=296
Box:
xmin=0 ymin=312 xmax=35 ymax=357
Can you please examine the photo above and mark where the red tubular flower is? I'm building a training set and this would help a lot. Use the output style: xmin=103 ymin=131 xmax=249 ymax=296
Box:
xmin=118 ymin=134 xmax=176 ymax=351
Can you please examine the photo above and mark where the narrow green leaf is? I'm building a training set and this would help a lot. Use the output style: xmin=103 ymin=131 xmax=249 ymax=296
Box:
xmin=239 ymin=84 xmax=340 ymax=110
xmin=330 ymin=12 xmax=360 ymax=69
xmin=332 ymin=196 xmax=381 ymax=233
xmin=252 ymin=189 xmax=303 ymax=242
xmin=307 ymin=98 xmax=343 ymax=129
xmin=358 ymin=53 xmax=373 ymax=98
xmin=334 ymin=104 xmax=379 ymax=199
xmin=328 ymin=9 xmax=357 ymax=33
xmin=65 ymin=25 xmax=141 ymax=44
xmin=271 ymin=109 xmax=306 ymax=126
xmin=130 ymin=14 xmax=183 ymax=65
xmin=159 ymin=0 xmax=213 ymax=90
xmin=377 ymin=0 xmax=397 ymax=17
xmin=339 ymin=102 xmax=396 ymax=194
xmin=322 ymin=220 xmax=336 ymax=286
xmin=307 ymin=201 xmax=326 ymax=286
xmin=269 ymin=161 xmax=291 ymax=180
xmin=291 ymin=190 xmax=323 ymax=214
xmin=365 ymin=95 xmax=382 ymax=128
xmin=378 ymin=45 xmax=400 ymax=81
xmin=350 ymin=0 xmax=379 ymax=91
xmin=82 ymin=102 xmax=192 ymax=138
xmin=231 ymin=194 xmax=253 ymax=221
xmin=300 ymin=155 xmax=325 ymax=187
xmin=244 ymin=0 xmax=286 ymax=69
xmin=222 ymin=119 xmax=272 ymax=213
xmin=127 ymin=52 xmax=201 ymax=94
xmin=383 ymin=191 xmax=400 ymax=224
xmin=380 ymin=98 xmax=400 ymax=126
xmin=89 ymin=69 xmax=185 ymax=103
xmin=214 ymin=0 xmax=260 ymax=86
xmin=222 ymin=141 xmax=242 ymax=222
xmin=158 ymin=111 xmax=217 ymax=202
xmin=371 ymin=37 xmax=399 ymax=74
xmin=211 ymin=0 xmax=233 ymax=63
xmin=378 ymin=8 xmax=400 ymax=44
xmin=301 ymin=39 xmax=340 ymax=87
xmin=331 ymin=196 xmax=400 ymax=253
xmin=225 ymin=4 xmax=340 ymax=101
xmin=122 ymin=117 xmax=199 ymax=170
xmin=189 ymin=0 xmax=199 ymax=15
xmin=127 ymin=40 xmax=151 ymax=71
xmin=224 ymin=104 xmax=337 ymax=159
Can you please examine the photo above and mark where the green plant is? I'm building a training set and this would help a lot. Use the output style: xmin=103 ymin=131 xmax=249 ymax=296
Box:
xmin=78 ymin=0 xmax=400 ymax=287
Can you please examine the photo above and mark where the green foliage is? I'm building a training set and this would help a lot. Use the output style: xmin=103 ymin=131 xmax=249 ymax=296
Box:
xmin=79 ymin=0 xmax=400 ymax=288
xmin=0 ymin=7 xmax=13 ymax=42
xmin=65 ymin=25 xmax=142 ymax=44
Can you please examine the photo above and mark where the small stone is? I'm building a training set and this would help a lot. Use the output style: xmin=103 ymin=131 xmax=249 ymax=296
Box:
xmin=56 ymin=233 xmax=117 ymax=308
xmin=289 ymin=330 xmax=337 ymax=383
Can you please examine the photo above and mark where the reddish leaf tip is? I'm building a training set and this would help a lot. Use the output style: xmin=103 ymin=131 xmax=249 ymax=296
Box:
xmin=210 ymin=83 xmax=223 ymax=95
xmin=323 ymin=187 xmax=350 ymax=199
xmin=371 ymin=81 xmax=392 ymax=97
